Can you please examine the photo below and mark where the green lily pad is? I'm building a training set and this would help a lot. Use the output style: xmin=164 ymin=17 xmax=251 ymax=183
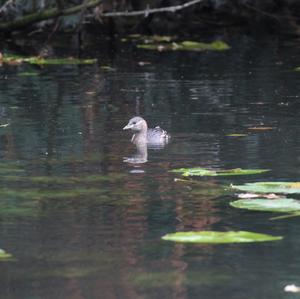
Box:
xmin=137 ymin=40 xmax=230 ymax=52
xmin=27 ymin=58 xmax=97 ymax=65
xmin=226 ymin=134 xmax=247 ymax=137
xmin=230 ymin=198 xmax=300 ymax=213
xmin=137 ymin=44 xmax=167 ymax=50
xmin=232 ymin=182 xmax=300 ymax=194
xmin=162 ymin=231 xmax=282 ymax=243
xmin=3 ymin=54 xmax=97 ymax=65
xmin=170 ymin=167 xmax=269 ymax=177
xmin=180 ymin=40 xmax=230 ymax=51
xmin=0 ymin=249 xmax=13 ymax=260
xmin=171 ymin=167 xmax=217 ymax=176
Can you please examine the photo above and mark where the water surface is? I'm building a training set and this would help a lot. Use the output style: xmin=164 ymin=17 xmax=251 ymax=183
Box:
xmin=0 ymin=36 xmax=300 ymax=298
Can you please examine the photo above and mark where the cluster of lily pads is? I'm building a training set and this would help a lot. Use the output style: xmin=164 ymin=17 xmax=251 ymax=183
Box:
xmin=162 ymin=167 xmax=300 ymax=244
xmin=123 ymin=34 xmax=230 ymax=52
xmin=0 ymin=53 xmax=97 ymax=66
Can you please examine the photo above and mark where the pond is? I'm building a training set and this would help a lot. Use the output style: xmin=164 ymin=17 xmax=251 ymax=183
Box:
xmin=0 ymin=35 xmax=300 ymax=299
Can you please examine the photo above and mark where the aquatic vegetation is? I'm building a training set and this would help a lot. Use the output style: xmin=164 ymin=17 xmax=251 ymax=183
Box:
xmin=247 ymin=126 xmax=274 ymax=131
xmin=2 ymin=53 xmax=97 ymax=65
xmin=0 ymin=249 xmax=13 ymax=260
xmin=170 ymin=167 xmax=269 ymax=177
xmin=232 ymin=182 xmax=300 ymax=194
xmin=162 ymin=231 xmax=282 ymax=243
xmin=230 ymin=198 xmax=300 ymax=213
xmin=137 ymin=40 xmax=230 ymax=52
xmin=225 ymin=133 xmax=247 ymax=137
xmin=127 ymin=34 xmax=175 ymax=43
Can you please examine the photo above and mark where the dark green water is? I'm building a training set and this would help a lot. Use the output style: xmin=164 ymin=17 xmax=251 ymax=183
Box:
xmin=1 ymin=36 xmax=300 ymax=298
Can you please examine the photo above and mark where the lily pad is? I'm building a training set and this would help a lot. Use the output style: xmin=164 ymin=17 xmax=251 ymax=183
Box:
xmin=226 ymin=134 xmax=247 ymax=137
xmin=170 ymin=167 xmax=269 ymax=177
xmin=3 ymin=54 xmax=97 ymax=65
xmin=248 ymin=126 xmax=274 ymax=131
xmin=230 ymin=198 xmax=300 ymax=213
xmin=171 ymin=167 xmax=216 ymax=176
xmin=232 ymin=182 xmax=300 ymax=194
xmin=180 ymin=40 xmax=230 ymax=51
xmin=162 ymin=231 xmax=282 ymax=243
xmin=27 ymin=57 xmax=97 ymax=65
xmin=0 ymin=249 xmax=13 ymax=260
xmin=137 ymin=40 xmax=230 ymax=52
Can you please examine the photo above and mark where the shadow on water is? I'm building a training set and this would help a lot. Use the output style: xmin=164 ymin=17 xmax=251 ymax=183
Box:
xmin=1 ymin=35 xmax=300 ymax=298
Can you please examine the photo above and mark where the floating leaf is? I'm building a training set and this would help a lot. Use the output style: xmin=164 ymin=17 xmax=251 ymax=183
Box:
xmin=233 ymin=182 xmax=300 ymax=194
xmin=137 ymin=44 xmax=166 ymax=51
xmin=248 ymin=127 xmax=274 ymax=131
xmin=237 ymin=193 xmax=280 ymax=199
xmin=226 ymin=134 xmax=247 ymax=137
xmin=230 ymin=198 xmax=300 ymax=213
xmin=100 ymin=65 xmax=115 ymax=71
xmin=162 ymin=231 xmax=282 ymax=243
xmin=180 ymin=40 xmax=230 ymax=51
xmin=0 ymin=249 xmax=13 ymax=260
xmin=171 ymin=167 xmax=217 ymax=176
xmin=3 ymin=54 xmax=97 ymax=65
xmin=137 ymin=40 xmax=230 ymax=52
xmin=170 ymin=167 xmax=269 ymax=177
xmin=27 ymin=57 xmax=97 ymax=65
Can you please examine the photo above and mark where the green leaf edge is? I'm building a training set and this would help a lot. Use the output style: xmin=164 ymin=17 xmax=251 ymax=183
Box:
xmin=162 ymin=231 xmax=282 ymax=243
xmin=232 ymin=182 xmax=300 ymax=194
xmin=230 ymin=198 xmax=300 ymax=213
xmin=170 ymin=167 xmax=270 ymax=177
